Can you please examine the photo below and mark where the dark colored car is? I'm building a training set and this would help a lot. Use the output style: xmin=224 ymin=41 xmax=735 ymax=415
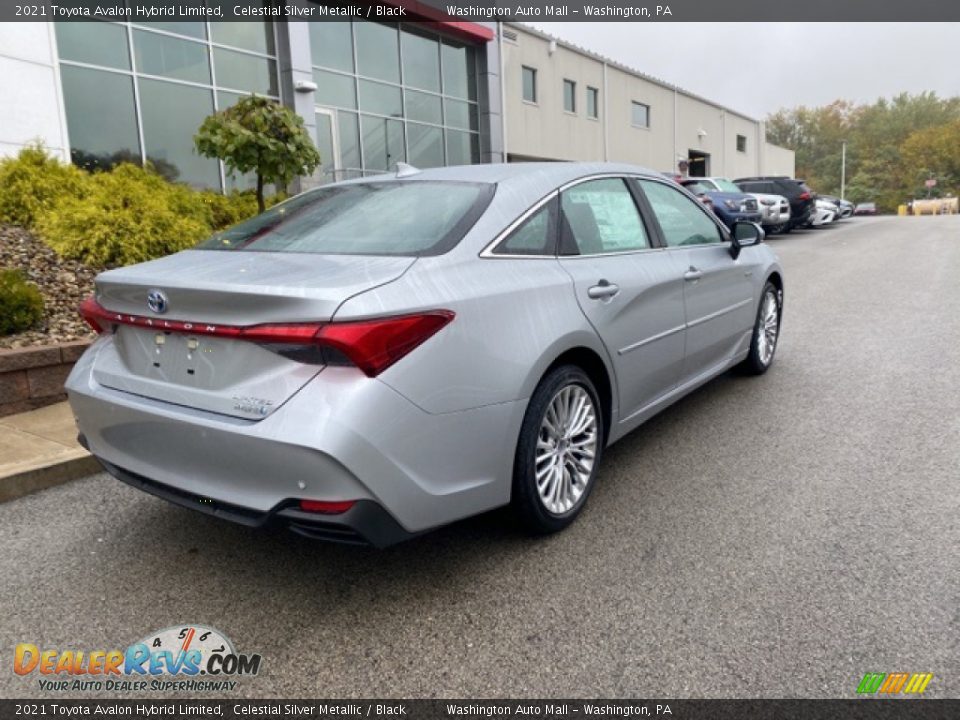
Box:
xmin=734 ymin=176 xmax=815 ymax=230
xmin=680 ymin=179 xmax=762 ymax=230
xmin=854 ymin=202 xmax=878 ymax=216
xmin=661 ymin=173 xmax=715 ymax=212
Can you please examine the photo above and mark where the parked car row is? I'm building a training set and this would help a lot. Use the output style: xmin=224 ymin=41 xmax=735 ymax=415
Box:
xmin=666 ymin=172 xmax=873 ymax=234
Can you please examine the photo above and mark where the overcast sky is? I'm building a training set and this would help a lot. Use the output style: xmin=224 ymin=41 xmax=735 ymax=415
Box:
xmin=531 ymin=23 xmax=960 ymax=119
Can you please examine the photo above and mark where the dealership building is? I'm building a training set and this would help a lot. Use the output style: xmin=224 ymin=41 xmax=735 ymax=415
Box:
xmin=0 ymin=15 xmax=794 ymax=189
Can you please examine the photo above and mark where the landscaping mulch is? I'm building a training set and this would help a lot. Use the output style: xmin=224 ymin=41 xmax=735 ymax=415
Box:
xmin=0 ymin=225 xmax=97 ymax=349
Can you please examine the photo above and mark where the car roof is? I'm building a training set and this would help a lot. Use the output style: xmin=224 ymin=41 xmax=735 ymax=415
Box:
xmin=337 ymin=161 xmax=662 ymax=192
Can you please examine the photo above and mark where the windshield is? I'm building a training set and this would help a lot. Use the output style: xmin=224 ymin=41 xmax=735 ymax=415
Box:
xmin=713 ymin=178 xmax=743 ymax=193
xmin=197 ymin=181 xmax=494 ymax=256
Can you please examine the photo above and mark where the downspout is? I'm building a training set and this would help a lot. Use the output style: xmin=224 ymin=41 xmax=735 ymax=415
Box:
xmin=602 ymin=61 xmax=609 ymax=161
xmin=673 ymin=87 xmax=678 ymax=171
xmin=498 ymin=22 xmax=508 ymax=163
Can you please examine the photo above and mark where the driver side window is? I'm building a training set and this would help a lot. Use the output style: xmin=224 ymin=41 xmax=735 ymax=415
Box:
xmin=639 ymin=180 xmax=724 ymax=247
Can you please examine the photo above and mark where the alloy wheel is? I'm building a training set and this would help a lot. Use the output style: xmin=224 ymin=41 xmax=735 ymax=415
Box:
xmin=535 ymin=384 xmax=599 ymax=515
xmin=757 ymin=290 xmax=780 ymax=366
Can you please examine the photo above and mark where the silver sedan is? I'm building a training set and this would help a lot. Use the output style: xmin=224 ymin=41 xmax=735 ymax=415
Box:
xmin=68 ymin=163 xmax=784 ymax=546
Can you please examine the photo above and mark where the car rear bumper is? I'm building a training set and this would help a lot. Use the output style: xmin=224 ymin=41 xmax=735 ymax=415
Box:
xmin=67 ymin=339 xmax=525 ymax=541
xmin=84 ymin=451 xmax=413 ymax=547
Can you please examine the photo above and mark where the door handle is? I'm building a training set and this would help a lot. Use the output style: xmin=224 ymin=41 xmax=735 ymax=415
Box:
xmin=587 ymin=280 xmax=620 ymax=299
xmin=684 ymin=267 xmax=703 ymax=282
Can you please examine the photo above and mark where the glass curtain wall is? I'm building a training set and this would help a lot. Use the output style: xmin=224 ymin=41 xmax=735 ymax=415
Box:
xmin=309 ymin=20 xmax=480 ymax=181
xmin=56 ymin=15 xmax=279 ymax=190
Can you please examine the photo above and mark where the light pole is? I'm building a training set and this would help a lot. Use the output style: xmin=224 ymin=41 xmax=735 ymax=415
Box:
xmin=840 ymin=140 xmax=847 ymax=202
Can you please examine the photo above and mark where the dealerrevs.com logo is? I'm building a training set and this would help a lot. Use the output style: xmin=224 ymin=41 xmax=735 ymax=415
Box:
xmin=14 ymin=625 xmax=262 ymax=693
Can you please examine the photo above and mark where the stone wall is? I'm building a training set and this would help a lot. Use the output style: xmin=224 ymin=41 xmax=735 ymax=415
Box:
xmin=0 ymin=342 xmax=91 ymax=417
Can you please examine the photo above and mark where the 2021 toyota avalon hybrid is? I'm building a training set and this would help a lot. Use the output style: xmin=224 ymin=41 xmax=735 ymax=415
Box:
xmin=68 ymin=163 xmax=784 ymax=547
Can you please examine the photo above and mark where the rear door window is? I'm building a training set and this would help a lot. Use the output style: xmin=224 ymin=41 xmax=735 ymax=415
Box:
xmin=559 ymin=178 xmax=650 ymax=255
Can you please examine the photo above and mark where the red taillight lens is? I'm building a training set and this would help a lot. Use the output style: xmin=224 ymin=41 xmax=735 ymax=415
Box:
xmin=316 ymin=311 xmax=455 ymax=377
xmin=79 ymin=295 xmax=110 ymax=334
xmin=299 ymin=499 xmax=355 ymax=514
xmin=799 ymin=191 xmax=811 ymax=200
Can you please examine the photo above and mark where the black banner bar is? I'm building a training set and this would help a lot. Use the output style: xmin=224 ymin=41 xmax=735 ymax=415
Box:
xmin=2 ymin=700 xmax=960 ymax=720
xmin=5 ymin=0 xmax=960 ymax=23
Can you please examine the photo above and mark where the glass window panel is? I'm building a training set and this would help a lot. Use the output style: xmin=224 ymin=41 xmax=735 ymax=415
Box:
xmin=210 ymin=20 xmax=275 ymax=55
xmin=561 ymin=179 xmax=649 ymax=254
xmin=639 ymin=180 xmax=723 ymax=247
xmin=587 ymin=87 xmax=599 ymax=119
xmin=60 ymin=65 xmax=140 ymax=172
xmin=133 ymin=29 xmax=210 ymax=84
xmin=401 ymin=29 xmax=440 ymax=92
xmin=137 ymin=22 xmax=206 ymax=39
xmin=563 ymin=80 xmax=576 ymax=113
xmin=314 ymin=112 xmax=338 ymax=180
xmin=56 ymin=22 xmax=130 ymax=70
xmin=443 ymin=99 xmax=478 ymax=131
xmin=217 ymin=90 xmax=247 ymax=110
xmin=214 ymin=47 xmax=277 ymax=95
xmin=495 ymin=199 xmax=557 ymax=256
xmin=405 ymin=90 xmax=442 ymax=125
xmin=441 ymin=41 xmax=476 ymax=100
xmin=337 ymin=111 xmax=361 ymax=173
xmin=522 ymin=66 xmax=536 ymax=103
xmin=138 ymin=78 xmax=220 ymax=188
xmin=354 ymin=22 xmax=399 ymax=83
xmin=361 ymin=115 xmax=405 ymax=172
xmin=631 ymin=101 xmax=650 ymax=128
xmin=309 ymin=21 xmax=354 ymax=72
xmin=407 ymin=123 xmax=443 ymax=168
xmin=358 ymin=79 xmax=402 ymax=117
xmin=445 ymin=129 xmax=477 ymax=166
xmin=314 ymin=69 xmax=357 ymax=109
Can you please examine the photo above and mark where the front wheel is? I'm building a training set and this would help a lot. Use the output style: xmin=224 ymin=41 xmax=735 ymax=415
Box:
xmin=739 ymin=282 xmax=782 ymax=375
xmin=512 ymin=365 xmax=604 ymax=534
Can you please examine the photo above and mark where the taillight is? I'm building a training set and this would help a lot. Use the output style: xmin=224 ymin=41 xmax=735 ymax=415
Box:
xmin=79 ymin=296 xmax=111 ymax=334
xmin=315 ymin=311 xmax=454 ymax=377
xmin=299 ymin=499 xmax=355 ymax=514
xmin=799 ymin=191 xmax=811 ymax=201
xmin=76 ymin=296 xmax=454 ymax=377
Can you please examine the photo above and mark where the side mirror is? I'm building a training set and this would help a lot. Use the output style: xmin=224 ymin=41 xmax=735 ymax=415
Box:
xmin=729 ymin=221 xmax=765 ymax=260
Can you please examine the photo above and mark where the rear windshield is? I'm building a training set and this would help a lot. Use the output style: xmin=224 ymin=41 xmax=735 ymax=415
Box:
xmin=197 ymin=181 xmax=494 ymax=256
xmin=712 ymin=179 xmax=743 ymax=193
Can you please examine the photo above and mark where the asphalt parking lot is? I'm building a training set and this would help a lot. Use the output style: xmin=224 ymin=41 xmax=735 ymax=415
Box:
xmin=2 ymin=215 xmax=958 ymax=699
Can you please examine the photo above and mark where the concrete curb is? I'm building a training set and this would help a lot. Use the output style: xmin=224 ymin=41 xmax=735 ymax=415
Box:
xmin=0 ymin=453 xmax=101 ymax=504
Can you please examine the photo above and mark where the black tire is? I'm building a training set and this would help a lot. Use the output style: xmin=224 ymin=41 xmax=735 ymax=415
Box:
xmin=769 ymin=223 xmax=788 ymax=235
xmin=739 ymin=281 xmax=782 ymax=375
xmin=512 ymin=365 xmax=604 ymax=534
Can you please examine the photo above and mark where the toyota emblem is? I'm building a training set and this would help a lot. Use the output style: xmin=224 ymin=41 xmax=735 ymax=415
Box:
xmin=146 ymin=289 xmax=169 ymax=314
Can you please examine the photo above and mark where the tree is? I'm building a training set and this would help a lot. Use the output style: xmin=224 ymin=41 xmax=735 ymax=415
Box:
xmin=195 ymin=95 xmax=320 ymax=212
xmin=900 ymin=120 xmax=960 ymax=199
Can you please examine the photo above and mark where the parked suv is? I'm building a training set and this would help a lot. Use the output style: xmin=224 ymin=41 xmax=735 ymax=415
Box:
xmin=684 ymin=176 xmax=789 ymax=234
xmin=679 ymin=178 xmax=762 ymax=230
xmin=735 ymin=176 xmax=815 ymax=231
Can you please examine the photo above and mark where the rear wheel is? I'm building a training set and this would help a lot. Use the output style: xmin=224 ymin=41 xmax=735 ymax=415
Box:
xmin=512 ymin=365 xmax=604 ymax=534
xmin=739 ymin=282 xmax=782 ymax=375
xmin=769 ymin=222 xmax=788 ymax=234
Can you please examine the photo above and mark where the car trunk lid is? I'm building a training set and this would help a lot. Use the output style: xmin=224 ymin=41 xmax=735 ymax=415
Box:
xmin=89 ymin=251 xmax=415 ymax=419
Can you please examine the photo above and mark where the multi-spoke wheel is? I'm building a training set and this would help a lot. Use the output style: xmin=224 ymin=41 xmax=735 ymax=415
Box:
xmin=513 ymin=365 xmax=604 ymax=533
xmin=740 ymin=281 xmax=782 ymax=375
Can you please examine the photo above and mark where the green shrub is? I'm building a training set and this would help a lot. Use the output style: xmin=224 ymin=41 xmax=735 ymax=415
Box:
xmin=0 ymin=269 xmax=45 ymax=336
xmin=35 ymin=164 xmax=213 ymax=268
xmin=0 ymin=144 xmax=88 ymax=228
